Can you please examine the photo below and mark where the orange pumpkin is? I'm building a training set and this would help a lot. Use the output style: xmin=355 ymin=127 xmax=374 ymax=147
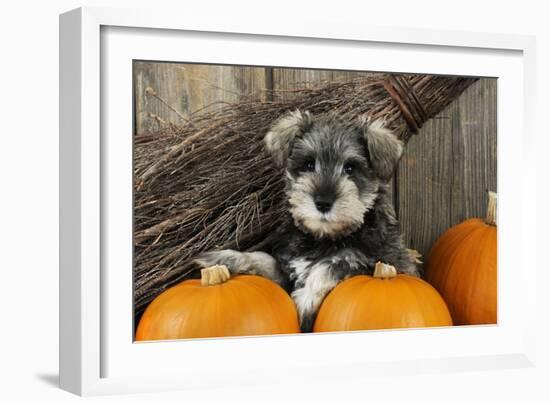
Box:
xmin=136 ymin=265 xmax=300 ymax=341
xmin=314 ymin=262 xmax=452 ymax=332
xmin=425 ymin=192 xmax=497 ymax=325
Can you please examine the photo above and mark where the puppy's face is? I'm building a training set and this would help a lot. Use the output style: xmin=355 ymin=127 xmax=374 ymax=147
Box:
xmin=265 ymin=111 xmax=403 ymax=239
xmin=285 ymin=121 xmax=379 ymax=239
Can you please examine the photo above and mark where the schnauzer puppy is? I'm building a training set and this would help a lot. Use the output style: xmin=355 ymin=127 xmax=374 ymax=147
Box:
xmin=196 ymin=110 xmax=419 ymax=332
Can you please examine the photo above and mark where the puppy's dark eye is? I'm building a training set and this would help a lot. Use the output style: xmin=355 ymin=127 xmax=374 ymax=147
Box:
xmin=302 ymin=159 xmax=316 ymax=172
xmin=343 ymin=163 xmax=355 ymax=175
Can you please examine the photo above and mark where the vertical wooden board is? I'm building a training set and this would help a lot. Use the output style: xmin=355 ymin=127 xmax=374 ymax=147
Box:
xmin=134 ymin=62 xmax=185 ymax=134
xmin=396 ymin=105 xmax=454 ymax=256
xmin=272 ymin=67 xmax=372 ymax=98
xmin=396 ymin=78 xmax=497 ymax=258
xmin=272 ymin=68 xmax=335 ymax=97
xmin=487 ymin=79 xmax=497 ymax=198
xmin=450 ymin=78 xmax=497 ymax=223
xmin=133 ymin=62 xmax=268 ymax=134
xmin=180 ymin=63 xmax=269 ymax=114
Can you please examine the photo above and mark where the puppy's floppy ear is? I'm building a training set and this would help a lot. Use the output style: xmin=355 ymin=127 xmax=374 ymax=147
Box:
xmin=264 ymin=110 xmax=312 ymax=167
xmin=362 ymin=120 xmax=404 ymax=181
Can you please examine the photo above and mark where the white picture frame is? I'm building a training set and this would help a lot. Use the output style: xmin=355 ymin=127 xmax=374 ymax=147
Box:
xmin=59 ymin=6 xmax=537 ymax=396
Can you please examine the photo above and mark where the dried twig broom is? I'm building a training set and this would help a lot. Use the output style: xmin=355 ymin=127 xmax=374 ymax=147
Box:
xmin=133 ymin=73 xmax=477 ymax=318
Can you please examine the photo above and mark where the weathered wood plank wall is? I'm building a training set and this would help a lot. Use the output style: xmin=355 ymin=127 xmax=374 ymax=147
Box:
xmin=134 ymin=62 xmax=270 ymax=134
xmin=133 ymin=62 xmax=497 ymax=258
xmin=398 ymin=79 xmax=497 ymax=254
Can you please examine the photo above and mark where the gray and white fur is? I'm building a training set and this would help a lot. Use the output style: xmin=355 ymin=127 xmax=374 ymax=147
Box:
xmin=195 ymin=110 xmax=419 ymax=332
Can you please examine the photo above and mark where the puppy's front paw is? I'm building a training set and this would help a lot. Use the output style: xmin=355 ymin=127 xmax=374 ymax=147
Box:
xmin=398 ymin=263 xmax=422 ymax=277
xmin=194 ymin=249 xmax=245 ymax=274
xmin=291 ymin=287 xmax=319 ymax=333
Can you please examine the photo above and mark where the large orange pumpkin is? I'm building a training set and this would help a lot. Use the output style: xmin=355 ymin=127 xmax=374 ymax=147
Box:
xmin=313 ymin=262 xmax=452 ymax=332
xmin=425 ymin=191 xmax=497 ymax=325
xmin=136 ymin=265 xmax=300 ymax=341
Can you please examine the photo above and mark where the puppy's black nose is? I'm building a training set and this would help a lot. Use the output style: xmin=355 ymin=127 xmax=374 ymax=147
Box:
xmin=314 ymin=195 xmax=334 ymax=213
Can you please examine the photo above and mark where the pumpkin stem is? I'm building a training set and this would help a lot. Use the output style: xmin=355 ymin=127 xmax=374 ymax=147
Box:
xmin=485 ymin=191 xmax=497 ymax=226
xmin=201 ymin=265 xmax=231 ymax=286
xmin=373 ymin=261 xmax=398 ymax=279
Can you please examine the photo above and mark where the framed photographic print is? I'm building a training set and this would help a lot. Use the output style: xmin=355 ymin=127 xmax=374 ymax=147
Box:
xmin=60 ymin=6 xmax=537 ymax=396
